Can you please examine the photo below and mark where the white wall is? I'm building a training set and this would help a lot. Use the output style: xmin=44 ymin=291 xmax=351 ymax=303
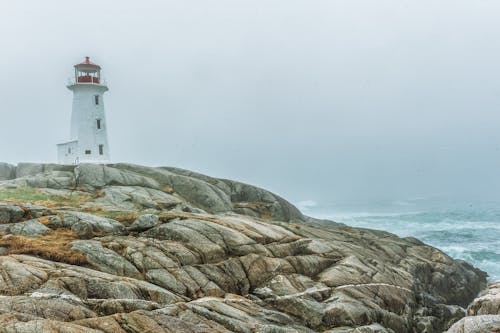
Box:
xmin=68 ymin=83 xmax=110 ymax=162
xmin=57 ymin=140 xmax=79 ymax=164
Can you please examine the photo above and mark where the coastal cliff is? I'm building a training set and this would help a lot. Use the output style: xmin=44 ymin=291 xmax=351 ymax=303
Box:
xmin=0 ymin=163 xmax=490 ymax=332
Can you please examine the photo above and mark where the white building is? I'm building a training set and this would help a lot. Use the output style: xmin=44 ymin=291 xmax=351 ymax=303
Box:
xmin=57 ymin=57 xmax=110 ymax=164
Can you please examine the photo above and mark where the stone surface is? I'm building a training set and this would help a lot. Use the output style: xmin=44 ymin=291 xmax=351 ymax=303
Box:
xmin=75 ymin=164 xmax=161 ymax=189
xmin=85 ymin=186 xmax=182 ymax=211
xmin=446 ymin=315 xmax=500 ymax=333
xmin=128 ymin=214 xmax=159 ymax=231
xmin=0 ymin=163 xmax=16 ymax=181
xmin=468 ymin=282 xmax=500 ymax=316
xmin=8 ymin=219 xmax=51 ymax=236
xmin=0 ymin=163 xmax=491 ymax=333
xmin=445 ymin=282 xmax=500 ymax=332
xmin=59 ymin=211 xmax=127 ymax=237
xmin=0 ymin=203 xmax=25 ymax=224
xmin=325 ymin=324 xmax=395 ymax=332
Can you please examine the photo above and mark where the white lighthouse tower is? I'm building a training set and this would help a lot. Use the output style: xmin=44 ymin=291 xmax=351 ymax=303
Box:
xmin=57 ymin=57 xmax=110 ymax=164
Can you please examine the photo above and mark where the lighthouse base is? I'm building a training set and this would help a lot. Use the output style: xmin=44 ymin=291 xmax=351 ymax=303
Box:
xmin=57 ymin=140 xmax=80 ymax=164
xmin=57 ymin=140 xmax=110 ymax=164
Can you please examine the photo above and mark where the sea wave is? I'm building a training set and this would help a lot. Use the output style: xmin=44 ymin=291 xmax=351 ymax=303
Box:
xmin=312 ymin=209 xmax=500 ymax=281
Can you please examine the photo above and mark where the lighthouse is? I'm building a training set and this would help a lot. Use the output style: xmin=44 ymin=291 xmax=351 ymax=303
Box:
xmin=57 ymin=57 xmax=110 ymax=164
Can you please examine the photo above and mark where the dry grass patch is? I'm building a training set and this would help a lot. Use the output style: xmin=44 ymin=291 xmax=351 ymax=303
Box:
xmin=161 ymin=185 xmax=175 ymax=194
xmin=0 ymin=228 xmax=87 ymax=265
xmin=82 ymin=205 xmax=105 ymax=213
xmin=234 ymin=201 xmax=274 ymax=220
xmin=107 ymin=212 xmax=139 ymax=225
xmin=37 ymin=217 xmax=51 ymax=226
xmin=84 ymin=209 xmax=140 ymax=225
xmin=158 ymin=211 xmax=224 ymax=224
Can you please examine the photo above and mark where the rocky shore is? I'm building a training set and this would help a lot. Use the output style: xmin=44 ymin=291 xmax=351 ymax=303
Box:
xmin=446 ymin=282 xmax=500 ymax=332
xmin=0 ymin=162 xmax=493 ymax=332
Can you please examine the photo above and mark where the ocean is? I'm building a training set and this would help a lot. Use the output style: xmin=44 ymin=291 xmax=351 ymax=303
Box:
xmin=300 ymin=201 xmax=500 ymax=281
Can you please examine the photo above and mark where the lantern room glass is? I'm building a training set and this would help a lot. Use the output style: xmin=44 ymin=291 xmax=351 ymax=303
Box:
xmin=75 ymin=67 xmax=101 ymax=84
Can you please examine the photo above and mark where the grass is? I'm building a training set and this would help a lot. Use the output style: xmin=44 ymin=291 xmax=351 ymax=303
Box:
xmin=161 ymin=185 xmax=174 ymax=194
xmin=0 ymin=228 xmax=87 ymax=265
xmin=84 ymin=208 xmax=140 ymax=225
xmin=234 ymin=201 xmax=274 ymax=220
xmin=158 ymin=210 xmax=224 ymax=223
xmin=37 ymin=217 xmax=51 ymax=225
xmin=83 ymin=209 xmax=215 ymax=226
xmin=0 ymin=187 xmax=92 ymax=209
xmin=0 ymin=187 xmax=51 ymax=202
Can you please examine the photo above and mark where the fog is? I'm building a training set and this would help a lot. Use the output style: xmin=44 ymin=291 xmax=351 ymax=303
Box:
xmin=1 ymin=0 xmax=500 ymax=209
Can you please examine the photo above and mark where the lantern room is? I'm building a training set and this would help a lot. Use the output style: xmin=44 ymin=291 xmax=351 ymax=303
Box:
xmin=74 ymin=57 xmax=101 ymax=84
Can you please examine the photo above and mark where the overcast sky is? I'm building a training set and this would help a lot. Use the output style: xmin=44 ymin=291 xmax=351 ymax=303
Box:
xmin=1 ymin=0 xmax=500 ymax=209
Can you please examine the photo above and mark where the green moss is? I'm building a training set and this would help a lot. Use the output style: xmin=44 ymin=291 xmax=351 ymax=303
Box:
xmin=0 ymin=187 xmax=50 ymax=202
xmin=0 ymin=187 xmax=92 ymax=208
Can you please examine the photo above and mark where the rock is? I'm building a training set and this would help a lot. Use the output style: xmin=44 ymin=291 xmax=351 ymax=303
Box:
xmin=0 ymin=254 xmax=182 ymax=305
xmin=446 ymin=315 xmax=500 ymax=333
xmin=71 ymin=240 xmax=141 ymax=278
xmin=0 ymin=162 xmax=491 ymax=332
xmin=467 ymin=282 xmax=500 ymax=316
xmin=60 ymin=211 xmax=127 ymax=237
xmin=2 ymin=171 xmax=76 ymax=189
xmin=160 ymin=165 xmax=303 ymax=220
xmin=0 ymin=163 xmax=16 ymax=181
xmin=110 ymin=164 xmax=234 ymax=213
xmin=142 ymin=218 xmax=269 ymax=260
xmin=167 ymin=174 xmax=233 ymax=213
xmin=16 ymin=163 xmax=74 ymax=178
xmin=8 ymin=219 xmax=51 ymax=236
xmin=11 ymin=163 xmax=76 ymax=189
xmin=444 ymin=282 xmax=500 ymax=332
xmin=74 ymin=164 xmax=161 ymax=189
xmin=2 ymin=320 xmax=103 ymax=333
xmin=3 ymin=163 xmax=306 ymax=222
xmin=15 ymin=163 xmax=45 ymax=178
xmin=128 ymin=214 xmax=159 ymax=231
xmin=0 ymin=256 xmax=49 ymax=295
xmin=325 ymin=324 xmax=395 ymax=332
xmin=85 ymin=186 xmax=182 ymax=211
xmin=20 ymin=203 xmax=54 ymax=218
xmin=0 ymin=294 xmax=95 ymax=321
xmin=85 ymin=298 xmax=161 ymax=315
xmin=220 ymin=179 xmax=304 ymax=221
xmin=109 ymin=164 xmax=302 ymax=220
xmin=0 ymin=203 xmax=25 ymax=224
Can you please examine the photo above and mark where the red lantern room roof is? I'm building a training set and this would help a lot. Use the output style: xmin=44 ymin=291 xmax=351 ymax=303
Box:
xmin=74 ymin=57 xmax=101 ymax=69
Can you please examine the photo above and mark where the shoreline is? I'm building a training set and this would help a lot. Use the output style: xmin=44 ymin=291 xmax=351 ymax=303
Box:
xmin=0 ymin=162 xmax=494 ymax=332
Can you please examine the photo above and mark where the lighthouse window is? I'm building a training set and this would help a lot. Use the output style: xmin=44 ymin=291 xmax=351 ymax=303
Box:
xmin=85 ymin=150 xmax=91 ymax=155
xmin=94 ymin=95 xmax=99 ymax=105
xmin=99 ymin=145 xmax=104 ymax=155
xmin=96 ymin=119 xmax=102 ymax=129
